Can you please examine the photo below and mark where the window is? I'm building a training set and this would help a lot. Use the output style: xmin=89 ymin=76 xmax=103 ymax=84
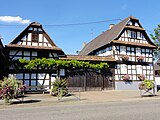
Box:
xmin=32 ymin=33 xmax=39 ymax=42
xmin=137 ymin=32 xmax=142 ymax=39
xmin=131 ymin=31 xmax=136 ymax=38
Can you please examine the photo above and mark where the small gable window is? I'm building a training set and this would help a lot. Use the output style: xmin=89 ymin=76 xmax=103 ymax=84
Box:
xmin=32 ymin=33 xmax=39 ymax=42
xmin=135 ymin=22 xmax=139 ymax=27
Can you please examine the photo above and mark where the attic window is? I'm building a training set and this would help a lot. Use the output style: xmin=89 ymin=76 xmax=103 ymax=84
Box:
xmin=32 ymin=33 xmax=39 ymax=42
xmin=135 ymin=22 xmax=139 ymax=27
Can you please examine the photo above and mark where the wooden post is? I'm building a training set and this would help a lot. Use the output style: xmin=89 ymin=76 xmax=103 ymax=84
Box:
xmin=84 ymin=69 xmax=87 ymax=91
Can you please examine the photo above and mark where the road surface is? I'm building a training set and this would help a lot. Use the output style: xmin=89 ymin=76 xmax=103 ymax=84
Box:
xmin=0 ymin=99 xmax=160 ymax=120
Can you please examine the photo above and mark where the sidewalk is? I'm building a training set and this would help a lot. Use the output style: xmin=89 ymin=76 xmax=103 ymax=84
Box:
xmin=1 ymin=90 xmax=160 ymax=108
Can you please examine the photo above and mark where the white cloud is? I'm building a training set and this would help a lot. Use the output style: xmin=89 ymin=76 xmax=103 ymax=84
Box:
xmin=0 ymin=16 xmax=31 ymax=24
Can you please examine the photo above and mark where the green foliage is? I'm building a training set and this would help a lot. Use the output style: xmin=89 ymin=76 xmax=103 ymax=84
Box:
xmin=150 ymin=24 xmax=160 ymax=57
xmin=139 ymin=80 xmax=154 ymax=90
xmin=19 ymin=58 xmax=109 ymax=70
xmin=0 ymin=76 xmax=25 ymax=104
xmin=51 ymin=78 xmax=68 ymax=97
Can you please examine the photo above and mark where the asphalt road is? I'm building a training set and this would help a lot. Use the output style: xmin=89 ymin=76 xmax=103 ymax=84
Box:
xmin=0 ymin=100 xmax=160 ymax=120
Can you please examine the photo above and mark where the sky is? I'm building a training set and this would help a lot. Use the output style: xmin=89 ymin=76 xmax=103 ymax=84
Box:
xmin=0 ymin=0 xmax=160 ymax=54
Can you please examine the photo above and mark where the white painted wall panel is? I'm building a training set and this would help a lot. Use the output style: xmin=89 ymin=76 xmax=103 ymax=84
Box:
xmin=22 ymin=42 xmax=26 ymax=45
xmin=44 ymin=37 xmax=48 ymax=42
xmin=39 ymin=34 xmax=43 ymax=42
xmin=32 ymin=42 xmax=38 ymax=46
xmin=28 ymin=33 xmax=32 ymax=41
xmin=39 ymin=43 xmax=43 ymax=46
xmin=44 ymin=43 xmax=48 ymax=47
xmin=38 ymin=73 xmax=45 ymax=79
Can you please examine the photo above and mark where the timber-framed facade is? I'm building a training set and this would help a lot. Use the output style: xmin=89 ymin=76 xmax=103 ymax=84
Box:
xmin=5 ymin=22 xmax=65 ymax=89
xmin=79 ymin=16 xmax=156 ymax=90
xmin=2 ymin=16 xmax=157 ymax=91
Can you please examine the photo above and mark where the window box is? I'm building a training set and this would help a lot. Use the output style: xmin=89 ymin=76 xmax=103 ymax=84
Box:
xmin=137 ymin=56 xmax=144 ymax=61
xmin=122 ymin=74 xmax=131 ymax=81
xmin=138 ymin=74 xmax=145 ymax=81
xmin=121 ymin=55 xmax=129 ymax=61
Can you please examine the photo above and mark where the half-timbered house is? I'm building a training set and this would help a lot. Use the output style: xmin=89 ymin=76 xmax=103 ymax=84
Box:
xmin=79 ymin=16 xmax=156 ymax=90
xmin=5 ymin=22 xmax=65 ymax=89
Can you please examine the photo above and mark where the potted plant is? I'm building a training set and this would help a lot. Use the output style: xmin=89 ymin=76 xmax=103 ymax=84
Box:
xmin=51 ymin=78 xmax=68 ymax=97
xmin=137 ymin=56 xmax=144 ymax=61
xmin=138 ymin=74 xmax=145 ymax=81
xmin=0 ymin=76 xmax=26 ymax=104
xmin=139 ymin=80 xmax=154 ymax=91
xmin=122 ymin=74 xmax=131 ymax=81
xmin=121 ymin=55 xmax=129 ymax=61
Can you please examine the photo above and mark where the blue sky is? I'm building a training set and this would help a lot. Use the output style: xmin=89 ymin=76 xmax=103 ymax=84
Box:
xmin=0 ymin=0 xmax=160 ymax=54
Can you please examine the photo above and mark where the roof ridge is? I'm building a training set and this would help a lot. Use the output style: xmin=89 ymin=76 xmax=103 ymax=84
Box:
xmin=79 ymin=16 xmax=130 ymax=55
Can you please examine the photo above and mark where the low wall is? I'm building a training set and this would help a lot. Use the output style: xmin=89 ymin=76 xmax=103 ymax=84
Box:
xmin=115 ymin=81 xmax=141 ymax=90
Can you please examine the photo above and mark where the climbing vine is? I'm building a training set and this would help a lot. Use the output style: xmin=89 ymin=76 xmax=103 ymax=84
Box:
xmin=19 ymin=58 xmax=109 ymax=70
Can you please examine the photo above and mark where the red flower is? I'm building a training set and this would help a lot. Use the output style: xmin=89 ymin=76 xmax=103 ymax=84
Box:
xmin=122 ymin=74 xmax=130 ymax=81
xmin=138 ymin=74 xmax=145 ymax=80
xmin=137 ymin=56 xmax=144 ymax=61
xmin=121 ymin=55 xmax=129 ymax=61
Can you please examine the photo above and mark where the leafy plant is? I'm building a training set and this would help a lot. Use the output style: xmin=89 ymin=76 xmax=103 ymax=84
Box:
xmin=51 ymin=78 xmax=68 ymax=97
xmin=18 ymin=58 xmax=109 ymax=70
xmin=0 ymin=76 xmax=26 ymax=104
xmin=139 ymin=80 xmax=154 ymax=90
xmin=150 ymin=24 xmax=160 ymax=59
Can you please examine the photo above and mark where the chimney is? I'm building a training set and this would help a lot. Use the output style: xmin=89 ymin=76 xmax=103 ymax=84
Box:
xmin=109 ymin=24 xmax=115 ymax=29
xmin=82 ymin=42 xmax=87 ymax=48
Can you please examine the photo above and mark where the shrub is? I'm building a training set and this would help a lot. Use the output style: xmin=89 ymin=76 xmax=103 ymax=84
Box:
xmin=139 ymin=80 xmax=154 ymax=91
xmin=51 ymin=78 xmax=68 ymax=97
xmin=0 ymin=76 xmax=26 ymax=104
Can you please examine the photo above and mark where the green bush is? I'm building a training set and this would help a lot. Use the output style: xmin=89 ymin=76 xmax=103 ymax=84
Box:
xmin=0 ymin=76 xmax=26 ymax=104
xmin=51 ymin=78 xmax=68 ymax=97
xmin=139 ymin=80 xmax=154 ymax=90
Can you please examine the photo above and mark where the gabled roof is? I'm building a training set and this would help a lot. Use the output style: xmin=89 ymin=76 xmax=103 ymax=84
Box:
xmin=154 ymin=59 xmax=160 ymax=71
xmin=7 ymin=22 xmax=63 ymax=52
xmin=60 ymin=55 xmax=116 ymax=62
xmin=0 ymin=39 xmax=5 ymax=59
xmin=79 ymin=16 xmax=156 ymax=55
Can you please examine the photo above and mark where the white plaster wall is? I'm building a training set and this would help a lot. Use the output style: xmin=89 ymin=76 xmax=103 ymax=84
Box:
xmin=28 ymin=33 xmax=32 ymax=41
xmin=115 ymin=81 xmax=141 ymax=90
xmin=39 ymin=34 xmax=43 ymax=42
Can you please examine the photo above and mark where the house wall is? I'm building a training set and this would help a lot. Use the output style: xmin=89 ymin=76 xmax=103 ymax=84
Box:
xmin=115 ymin=81 xmax=141 ymax=90
xmin=92 ymin=20 xmax=155 ymax=90
xmin=7 ymin=48 xmax=61 ymax=89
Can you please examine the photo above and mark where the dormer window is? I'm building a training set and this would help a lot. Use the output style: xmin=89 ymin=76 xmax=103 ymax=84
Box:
xmin=32 ymin=33 xmax=39 ymax=42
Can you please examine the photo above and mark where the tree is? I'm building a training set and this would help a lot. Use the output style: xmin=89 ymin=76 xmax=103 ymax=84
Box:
xmin=150 ymin=24 xmax=160 ymax=59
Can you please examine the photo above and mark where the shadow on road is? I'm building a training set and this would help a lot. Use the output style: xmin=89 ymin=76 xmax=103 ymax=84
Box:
xmin=10 ymin=99 xmax=41 ymax=105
